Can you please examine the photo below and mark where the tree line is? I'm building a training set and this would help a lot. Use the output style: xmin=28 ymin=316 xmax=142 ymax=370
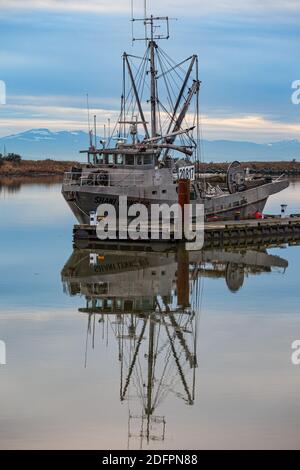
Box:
xmin=0 ymin=153 xmax=22 ymax=165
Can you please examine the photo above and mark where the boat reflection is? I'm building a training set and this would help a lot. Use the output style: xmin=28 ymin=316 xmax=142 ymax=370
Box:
xmin=61 ymin=244 xmax=288 ymax=448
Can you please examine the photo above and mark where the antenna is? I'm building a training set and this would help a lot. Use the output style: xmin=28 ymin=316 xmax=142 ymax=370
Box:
xmin=86 ymin=93 xmax=93 ymax=148
xmin=130 ymin=0 xmax=149 ymax=43
xmin=144 ymin=0 xmax=147 ymax=45
xmin=131 ymin=0 xmax=134 ymax=44
xmin=131 ymin=1 xmax=171 ymax=43
xmin=131 ymin=15 xmax=170 ymax=42
xmin=86 ymin=93 xmax=91 ymax=132
xmin=108 ymin=118 xmax=111 ymax=141
xmin=93 ymin=115 xmax=97 ymax=148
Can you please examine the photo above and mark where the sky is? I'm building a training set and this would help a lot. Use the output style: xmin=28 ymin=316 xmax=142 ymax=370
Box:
xmin=0 ymin=0 xmax=300 ymax=142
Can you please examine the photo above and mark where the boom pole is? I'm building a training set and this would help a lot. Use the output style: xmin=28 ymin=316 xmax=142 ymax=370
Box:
xmin=124 ymin=53 xmax=150 ymax=139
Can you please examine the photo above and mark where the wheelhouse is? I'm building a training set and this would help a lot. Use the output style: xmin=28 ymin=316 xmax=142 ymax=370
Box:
xmin=82 ymin=148 xmax=159 ymax=169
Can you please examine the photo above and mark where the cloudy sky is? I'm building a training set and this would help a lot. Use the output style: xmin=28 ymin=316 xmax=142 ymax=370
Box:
xmin=0 ymin=0 xmax=300 ymax=142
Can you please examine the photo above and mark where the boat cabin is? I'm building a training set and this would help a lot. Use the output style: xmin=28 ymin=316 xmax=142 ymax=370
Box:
xmin=82 ymin=147 xmax=159 ymax=169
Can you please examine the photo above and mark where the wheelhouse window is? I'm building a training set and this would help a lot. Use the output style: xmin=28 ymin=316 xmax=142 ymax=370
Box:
xmin=125 ymin=155 xmax=134 ymax=165
xmin=137 ymin=155 xmax=143 ymax=165
xmin=124 ymin=300 xmax=134 ymax=311
xmin=108 ymin=154 xmax=114 ymax=165
xmin=116 ymin=154 xmax=124 ymax=165
xmin=143 ymin=155 xmax=153 ymax=165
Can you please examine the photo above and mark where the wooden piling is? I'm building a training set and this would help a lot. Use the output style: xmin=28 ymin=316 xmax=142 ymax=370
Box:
xmin=178 ymin=178 xmax=190 ymax=240
xmin=177 ymin=248 xmax=190 ymax=307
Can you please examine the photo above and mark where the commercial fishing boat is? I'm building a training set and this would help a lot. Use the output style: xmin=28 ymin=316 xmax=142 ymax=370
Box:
xmin=62 ymin=14 xmax=288 ymax=225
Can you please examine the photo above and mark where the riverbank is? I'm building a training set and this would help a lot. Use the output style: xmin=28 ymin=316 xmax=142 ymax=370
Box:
xmin=0 ymin=159 xmax=77 ymax=177
xmin=199 ymin=161 xmax=300 ymax=175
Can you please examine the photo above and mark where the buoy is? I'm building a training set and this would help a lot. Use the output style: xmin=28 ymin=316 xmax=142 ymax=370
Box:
xmin=89 ymin=253 xmax=97 ymax=266
xmin=281 ymin=204 xmax=288 ymax=219
xmin=89 ymin=211 xmax=97 ymax=226
xmin=234 ymin=211 xmax=241 ymax=221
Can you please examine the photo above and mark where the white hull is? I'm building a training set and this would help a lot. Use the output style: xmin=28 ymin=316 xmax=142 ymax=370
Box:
xmin=62 ymin=178 xmax=288 ymax=225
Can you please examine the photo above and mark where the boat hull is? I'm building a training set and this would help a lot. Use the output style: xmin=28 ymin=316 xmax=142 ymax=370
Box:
xmin=62 ymin=179 xmax=289 ymax=225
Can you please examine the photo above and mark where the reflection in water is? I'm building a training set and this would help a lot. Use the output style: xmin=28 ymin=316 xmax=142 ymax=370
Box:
xmin=61 ymin=245 xmax=288 ymax=448
xmin=0 ymin=176 xmax=63 ymax=195
xmin=0 ymin=180 xmax=22 ymax=194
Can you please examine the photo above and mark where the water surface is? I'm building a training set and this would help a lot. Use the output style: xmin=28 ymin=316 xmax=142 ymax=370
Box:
xmin=0 ymin=179 xmax=300 ymax=450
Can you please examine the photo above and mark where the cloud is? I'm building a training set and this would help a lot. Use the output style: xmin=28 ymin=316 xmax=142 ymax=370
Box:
xmin=0 ymin=0 xmax=128 ymax=14
xmin=1 ymin=0 xmax=300 ymax=16
xmin=1 ymin=95 xmax=300 ymax=142
xmin=8 ymin=94 xmax=121 ymax=110
xmin=0 ymin=51 xmax=49 ymax=68
xmin=0 ymin=98 xmax=120 ymax=136
xmin=201 ymin=115 xmax=300 ymax=141
xmin=199 ymin=115 xmax=300 ymax=142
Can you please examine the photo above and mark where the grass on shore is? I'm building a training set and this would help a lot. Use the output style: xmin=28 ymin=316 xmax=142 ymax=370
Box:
xmin=0 ymin=159 xmax=80 ymax=176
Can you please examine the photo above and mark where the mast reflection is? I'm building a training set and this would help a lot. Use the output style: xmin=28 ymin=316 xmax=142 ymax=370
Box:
xmin=61 ymin=244 xmax=288 ymax=448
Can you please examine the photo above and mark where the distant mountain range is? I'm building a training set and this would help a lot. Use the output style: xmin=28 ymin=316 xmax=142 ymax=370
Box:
xmin=0 ymin=129 xmax=88 ymax=162
xmin=0 ymin=128 xmax=300 ymax=162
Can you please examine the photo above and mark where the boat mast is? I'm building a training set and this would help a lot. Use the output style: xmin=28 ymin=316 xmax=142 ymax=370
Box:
xmin=149 ymin=17 xmax=157 ymax=138
xmin=131 ymin=12 xmax=170 ymax=140
xmin=127 ymin=10 xmax=199 ymax=157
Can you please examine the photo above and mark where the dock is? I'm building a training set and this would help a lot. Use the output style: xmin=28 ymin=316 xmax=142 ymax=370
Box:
xmin=73 ymin=216 xmax=300 ymax=249
xmin=204 ymin=216 xmax=300 ymax=247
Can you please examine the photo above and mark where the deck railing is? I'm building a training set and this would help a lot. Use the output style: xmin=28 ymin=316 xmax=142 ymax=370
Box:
xmin=63 ymin=170 xmax=145 ymax=187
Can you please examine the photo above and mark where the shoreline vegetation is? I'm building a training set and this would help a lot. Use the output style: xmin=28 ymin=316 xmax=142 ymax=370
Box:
xmin=0 ymin=159 xmax=79 ymax=177
xmin=1 ymin=158 xmax=300 ymax=178
xmin=200 ymin=161 xmax=300 ymax=176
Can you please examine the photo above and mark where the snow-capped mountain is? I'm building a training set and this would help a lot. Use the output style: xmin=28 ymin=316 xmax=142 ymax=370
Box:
xmin=0 ymin=129 xmax=89 ymax=160
xmin=0 ymin=128 xmax=300 ymax=162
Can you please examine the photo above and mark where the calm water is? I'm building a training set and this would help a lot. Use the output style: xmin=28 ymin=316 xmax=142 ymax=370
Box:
xmin=0 ymin=179 xmax=300 ymax=450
